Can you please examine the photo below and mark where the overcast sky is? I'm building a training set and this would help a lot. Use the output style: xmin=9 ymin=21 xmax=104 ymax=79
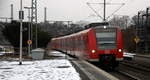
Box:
xmin=0 ymin=0 xmax=150 ymax=22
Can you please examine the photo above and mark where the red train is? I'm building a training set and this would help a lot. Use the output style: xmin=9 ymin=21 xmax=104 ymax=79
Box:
xmin=50 ymin=23 xmax=123 ymax=68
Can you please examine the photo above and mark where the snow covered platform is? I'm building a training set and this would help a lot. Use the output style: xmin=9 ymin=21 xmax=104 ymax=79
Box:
xmin=0 ymin=51 xmax=118 ymax=80
xmin=0 ymin=51 xmax=81 ymax=80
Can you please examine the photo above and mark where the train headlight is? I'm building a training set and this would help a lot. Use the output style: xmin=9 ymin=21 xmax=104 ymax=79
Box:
xmin=118 ymin=49 xmax=122 ymax=52
xmin=92 ymin=50 xmax=96 ymax=53
xmin=104 ymin=26 xmax=107 ymax=29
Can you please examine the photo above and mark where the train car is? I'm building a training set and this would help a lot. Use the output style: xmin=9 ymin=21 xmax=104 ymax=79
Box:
xmin=50 ymin=23 xmax=123 ymax=68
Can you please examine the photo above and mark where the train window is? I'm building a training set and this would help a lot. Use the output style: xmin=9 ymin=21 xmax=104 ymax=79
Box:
xmin=95 ymin=28 xmax=117 ymax=50
xmin=96 ymin=32 xmax=115 ymax=38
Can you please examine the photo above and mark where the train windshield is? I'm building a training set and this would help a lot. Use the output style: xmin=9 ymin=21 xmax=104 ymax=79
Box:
xmin=95 ymin=28 xmax=116 ymax=50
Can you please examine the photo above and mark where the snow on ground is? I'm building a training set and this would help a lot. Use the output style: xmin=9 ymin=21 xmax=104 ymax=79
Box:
xmin=0 ymin=51 xmax=81 ymax=80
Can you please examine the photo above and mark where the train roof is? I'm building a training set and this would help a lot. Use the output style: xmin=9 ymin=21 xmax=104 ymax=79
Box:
xmin=52 ymin=28 xmax=92 ymax=40
xmin=52 ymin=22 xmax=120 ymax=41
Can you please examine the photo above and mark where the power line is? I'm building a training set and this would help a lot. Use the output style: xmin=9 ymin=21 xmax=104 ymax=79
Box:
xmin=87 ymin=2 xmax=103 ymax=20
xmin=106 ymin=3 xmax=125 ymax=20
xmin=87 ymin=0 xmax=125 ymax=21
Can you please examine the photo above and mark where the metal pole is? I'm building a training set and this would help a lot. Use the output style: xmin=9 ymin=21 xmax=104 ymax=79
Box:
xmin=142 ymin=15 xmax=144 ymax=28
xmin=125 ymin=18 xmax=128 ymax=29
xmin=28 ymin=8 xmax=31 ymax=55
xmin=145 ymin=8 xmax=149 ymax=53
xmin=31 ymin=0 xmax=38 ymax=49
xmin=142 ymin=15 xmax=144 ymax=53
xmin=136 ymin=12 xmax=140 ymax=53
xmin=19 ymin=0 xmax=23 ymax=65
xmin=104 ymin=0 xmax=106 ymax=21
xmin=35 ymin=0 xmax=38 ymax=48
xmin=44 ymin=7 xmax=47 ymax=22
xmin=138 ymin=12 xmax=140 ymax=27
xmin=31 ymin=0 xmax=33 ymax=49
xmin=11 ymin=4 xmax=13 ymax=21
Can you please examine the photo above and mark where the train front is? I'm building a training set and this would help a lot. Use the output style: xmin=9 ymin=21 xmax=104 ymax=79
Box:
xmin=89 ymin=26 xmax=123 ymax=68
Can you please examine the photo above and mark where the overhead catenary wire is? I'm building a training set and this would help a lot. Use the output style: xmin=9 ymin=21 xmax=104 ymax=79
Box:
xmin=87 ymin=2 xmax=104 ymax=20
xmin=106 ymin=3 xmax=125 ymax=20
xmin=87 ymin=0 xmax=125 ymax=21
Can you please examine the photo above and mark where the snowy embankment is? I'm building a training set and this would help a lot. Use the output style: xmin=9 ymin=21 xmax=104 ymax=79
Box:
xmin=0 ymin=51 xmax=81 ymax=80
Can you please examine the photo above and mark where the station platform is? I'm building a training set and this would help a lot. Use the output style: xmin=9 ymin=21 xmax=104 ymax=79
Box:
xmin=0 ymin=50 xmax=119 ymax=80
xmin=48 ymin=51 xmax=119 ymax=80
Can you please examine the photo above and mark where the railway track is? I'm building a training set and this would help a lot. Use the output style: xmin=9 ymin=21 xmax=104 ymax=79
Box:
xmin=121 ymin=61 xmax=150 ymax=72
xmin=90 ymin=60 xmax=150 ymax=80
xmin=116 ymin=61 xmax=150 ymax=80
xmin=108 ymin=69 xmax=140 ymax=80
xmin=89 ymin=62 xmax=138 ymax=80
xmin=133 ymin=55 xmax=150 ymax=68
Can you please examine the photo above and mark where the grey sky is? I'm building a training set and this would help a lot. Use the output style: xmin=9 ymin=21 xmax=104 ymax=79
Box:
xmin=0 ymin=0 xmax=150 ymax=22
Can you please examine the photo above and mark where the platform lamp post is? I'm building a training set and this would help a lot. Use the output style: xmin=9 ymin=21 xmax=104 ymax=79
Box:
xmin=24 ymin=7 xmax=32 ymax=56
xmin=19 ymin=0 xmax=24 ymax=65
